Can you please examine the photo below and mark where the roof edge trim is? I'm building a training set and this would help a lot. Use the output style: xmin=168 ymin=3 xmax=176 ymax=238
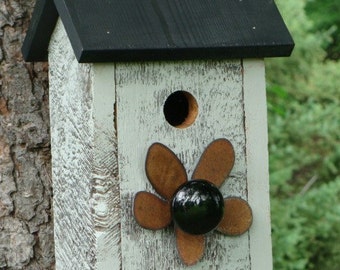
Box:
xmin=22 ymin=0 xmax=58 ymax=62
xmin=77 ymin=44 xmax=294 ymax=63
xmin=53 ymin=0 xmax=84 ymax=62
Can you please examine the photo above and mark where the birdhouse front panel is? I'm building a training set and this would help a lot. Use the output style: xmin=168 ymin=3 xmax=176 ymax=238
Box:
xmin=116 ymin=61 xmax=249 ymax=269
xmin=47 ymin=20 xmax=272 ymax=269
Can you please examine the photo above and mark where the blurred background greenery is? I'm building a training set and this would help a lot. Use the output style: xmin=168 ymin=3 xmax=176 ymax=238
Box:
xmin=266 ymin=0 xmax=340 ymax=269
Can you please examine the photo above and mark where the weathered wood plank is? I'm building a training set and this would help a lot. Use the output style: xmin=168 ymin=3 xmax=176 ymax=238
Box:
xmin=243 ymin=59 xmax=273 ymax=269
xmin=49 ymin=21 xmax=95 ymax=269
xmin=49 ymin=20 xmax=120 ymax=269
xmin=92 ymin=64 xmax=121 ymax=269
xmin=116 ymin=60 xmax=250 ymax=269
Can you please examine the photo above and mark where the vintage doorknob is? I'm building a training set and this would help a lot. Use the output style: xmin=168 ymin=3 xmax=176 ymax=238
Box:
xmin=171 ymin=180 xmax=224 ymax=235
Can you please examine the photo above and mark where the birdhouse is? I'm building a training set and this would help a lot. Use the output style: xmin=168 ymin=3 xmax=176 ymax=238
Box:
xmin=22 ymin=0 xmax=294 ymax=269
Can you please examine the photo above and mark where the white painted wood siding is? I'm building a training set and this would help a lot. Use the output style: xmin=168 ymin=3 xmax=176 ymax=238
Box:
xmin=244 ymin=60 xmax=273 ymax=269
xmin=49 ymin=20 xmax=272 ymax=270
xmin=116 ymin=61 xmax=250 ymax=270
xmin=49 ymin=20 xmax=120 ymax=270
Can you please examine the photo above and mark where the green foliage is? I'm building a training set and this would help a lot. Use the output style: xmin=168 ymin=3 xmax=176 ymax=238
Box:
xmin=272 ymin=178 xmax=340 ymax=270
xmin=305 ymin=0 xmax=340 ymax=60
xmin=266 ymin=0 xmax=340 ymax=268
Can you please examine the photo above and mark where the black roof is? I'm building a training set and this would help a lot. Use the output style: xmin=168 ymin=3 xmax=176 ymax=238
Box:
xmin=22 ymin=0 xmax=294 ymax=63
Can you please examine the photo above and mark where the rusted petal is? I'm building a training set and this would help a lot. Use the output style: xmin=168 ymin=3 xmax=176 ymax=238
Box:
xmin=217 ymin=197 xmax=253 ymax=236
xmin=192 ymin=138 xmax=235 ymax=187
xmin=175 ymin=227 xmax=205 ymax=266
xmin=146 ymin=143 xmax=187 ymax=200
xmin=133 ymin=191 xmax=171 ymax=230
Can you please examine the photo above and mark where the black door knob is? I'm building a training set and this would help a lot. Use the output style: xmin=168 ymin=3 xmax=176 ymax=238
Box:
xmin=171 ymin=180 xmax=224 ymax=235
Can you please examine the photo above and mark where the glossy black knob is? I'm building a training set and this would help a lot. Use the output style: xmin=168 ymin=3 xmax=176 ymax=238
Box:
xmin=171 ymin=180 xmax=224 ymax=235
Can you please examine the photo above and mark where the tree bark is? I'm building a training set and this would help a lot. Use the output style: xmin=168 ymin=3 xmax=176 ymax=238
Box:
xmin=0 ymin=1 xmax=54 ymax=269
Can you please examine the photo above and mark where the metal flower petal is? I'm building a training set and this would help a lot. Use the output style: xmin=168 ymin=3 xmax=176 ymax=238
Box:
xmin=175 ymin=226 xmax=205 ymax=266
xmin=216 ymin=197 xmax=253 ymax=236
xmin=145 ymin=143 xmax=188 ymax=200
xmin=133 ymin=191 xmax=172 ymax=230
xmin=192 ymin=138 xmax=235 ymax=187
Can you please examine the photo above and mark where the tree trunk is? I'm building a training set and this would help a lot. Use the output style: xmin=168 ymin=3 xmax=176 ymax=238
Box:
xmin=0 ymin=1 xmax=54 ymax=269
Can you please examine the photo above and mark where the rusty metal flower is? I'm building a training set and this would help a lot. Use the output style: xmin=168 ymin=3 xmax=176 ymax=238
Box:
xmin=133 ymin=139 xmax=252 ymax=265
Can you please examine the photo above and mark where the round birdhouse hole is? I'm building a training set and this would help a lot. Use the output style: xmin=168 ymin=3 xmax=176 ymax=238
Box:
xmin=163 ymin=91 xmax=198 ymax=129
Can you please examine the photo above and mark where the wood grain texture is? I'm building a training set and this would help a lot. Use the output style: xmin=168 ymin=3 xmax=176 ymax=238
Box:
xmin=49 ymin=20 xmax=120 ymax=269
xmin=92 ymin=64 xmax=121 ymax=270
xmin=117 ymin=60 xmax=250 ymax=269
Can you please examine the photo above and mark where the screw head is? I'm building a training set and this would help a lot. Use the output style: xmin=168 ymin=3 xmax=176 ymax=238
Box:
xmin=172 ymin=180 xmax=224 ymax=235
